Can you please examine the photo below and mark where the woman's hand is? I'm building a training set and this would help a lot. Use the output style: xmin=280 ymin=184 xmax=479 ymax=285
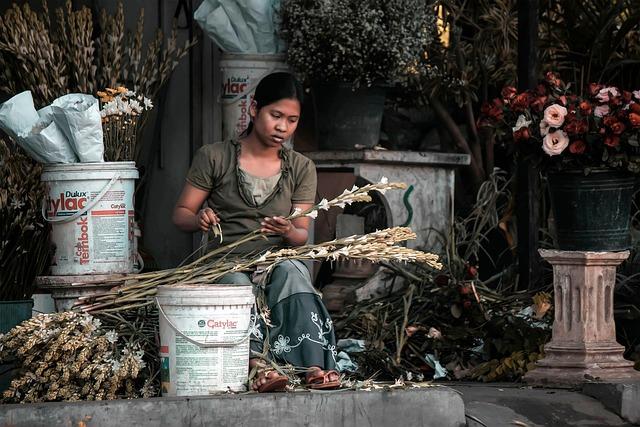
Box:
xmin=197 ymin=207 xmax=220 ymax=232
xmin=261 ymin=216 xmax=293 ymax=236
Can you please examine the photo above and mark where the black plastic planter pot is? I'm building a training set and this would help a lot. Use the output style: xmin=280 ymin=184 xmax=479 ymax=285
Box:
xmin=312 ymin=83 xmax=386 ymax=150
xmin=547 ymin=170 xmax=636 ymax=251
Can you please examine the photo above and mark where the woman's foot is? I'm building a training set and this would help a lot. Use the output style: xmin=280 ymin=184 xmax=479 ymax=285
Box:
xmin=250 ymin=358 xmax=289 ymax=393
xmin=305 ymin=367 xmax=341 ymax=390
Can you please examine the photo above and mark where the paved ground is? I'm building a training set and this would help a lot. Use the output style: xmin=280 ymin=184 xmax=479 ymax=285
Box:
xmin=450 ymin=383 xmax=634 ymax=427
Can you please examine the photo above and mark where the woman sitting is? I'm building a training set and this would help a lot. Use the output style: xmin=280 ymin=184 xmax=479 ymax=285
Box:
xmin=172 ymin=72 xmax=340 ymax=392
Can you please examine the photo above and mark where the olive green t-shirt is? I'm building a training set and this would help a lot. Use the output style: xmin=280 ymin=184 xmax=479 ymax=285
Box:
xmin=186 ymin=139 xmax=317 ymax=254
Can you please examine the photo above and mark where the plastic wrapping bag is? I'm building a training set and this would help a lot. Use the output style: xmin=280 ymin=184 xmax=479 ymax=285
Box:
xmin=0 ymin=91 xmax=39 ymax=140
xmin=194 ymin=0 xmax=282 ymax=53
xmin=23 ymin=106 xmax=79 ymax=163
xmin=51 ymin=94 xmax=104 ymax=162
xmin=0 ymin=91 xmax=78 ymax=163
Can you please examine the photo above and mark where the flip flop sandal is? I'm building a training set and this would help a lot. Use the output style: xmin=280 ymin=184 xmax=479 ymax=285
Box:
xmin=254 ymin=369 xmax=289 ymax=393
xmin=306 ymin=369 xmax=341 ymax=390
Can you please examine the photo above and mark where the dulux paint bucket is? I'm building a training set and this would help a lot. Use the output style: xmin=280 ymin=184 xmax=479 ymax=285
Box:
xmin=219 ymin=53 xmax=288 ymax=140
xmin=41 ymin=162 xmax=139 ymax=275
xmin=156 ymin=284 xmax=255 ymax=396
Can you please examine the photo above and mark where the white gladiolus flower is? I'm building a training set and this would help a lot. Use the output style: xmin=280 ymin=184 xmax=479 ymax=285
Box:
xmin=292 ymin=207 xmax=303 ymax=215
xmin=306 ymin=210 xmax=318 ymax=219
xmin=317 ymin=198 xmax=330 ymax=210
xmin=379 ymin=176 xmax=389 ymax=184
xmin=143 ymin=97 xmax=154 ymax=110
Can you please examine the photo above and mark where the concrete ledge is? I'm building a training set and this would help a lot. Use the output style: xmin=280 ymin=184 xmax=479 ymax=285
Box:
xmin=0 ymin=386 xmax=466 ymax=427
xmin=582 ymin=382 xmax=640 ymax=425
xmin=305 ymin=150 xmax=471 ymax=167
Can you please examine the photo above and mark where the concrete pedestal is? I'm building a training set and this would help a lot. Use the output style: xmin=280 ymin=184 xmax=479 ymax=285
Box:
xmin=525 ymin=250 xmax=640 ymax=387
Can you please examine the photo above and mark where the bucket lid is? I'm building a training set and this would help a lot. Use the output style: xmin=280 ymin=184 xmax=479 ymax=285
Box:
xmin=42 ymin=161 xmax=139 ymax=181
xmin=156 ymin=284 xmax=254 ymax=302
xmin=43 ymin=161 xmax=137 ymax=173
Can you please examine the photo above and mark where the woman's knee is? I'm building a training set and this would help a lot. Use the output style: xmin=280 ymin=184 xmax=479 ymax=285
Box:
xmin=272 ymin=260 xmax=310 ymax=282
xmin=217 ymin=272 xmax=253 ymax=285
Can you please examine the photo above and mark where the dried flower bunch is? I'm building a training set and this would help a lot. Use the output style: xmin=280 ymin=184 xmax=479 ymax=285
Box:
xmin=0 ymin=139 xmax=50 ymax=300
xmin=0 ymin=311 xmax=155 ymax=402
xmin=98 ymin=87 xmax=154 ymax=161
xmin=0 ymin=1 xmax=194 ymax=109
xmin=479 ymin=71 xmax=640 ymax=173
xmin=279 ymin=0 xmax=438 ymax=88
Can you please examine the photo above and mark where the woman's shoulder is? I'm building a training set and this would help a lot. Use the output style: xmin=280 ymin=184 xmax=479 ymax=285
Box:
xmin=194 ymin=140 xmax=236 ymax=161
xmin=287 ymin=149 xmax=315 ymax=170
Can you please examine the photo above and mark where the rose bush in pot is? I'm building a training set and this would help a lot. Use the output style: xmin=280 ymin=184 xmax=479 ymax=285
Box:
xmin=480 ymin=72 xmax=640 ymax=251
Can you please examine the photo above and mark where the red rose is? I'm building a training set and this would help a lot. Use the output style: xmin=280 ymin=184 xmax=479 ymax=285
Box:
xmin=535 ymin=84 xmax=547 ymax=96
xmin=623 ymin=91 xmax=633 ymax=103
xmin=569 ymin=140 xmax=586 ymax=154
xmin=501 ymin=86 xmax=517 ymax=101
xmin=604 ymin=135 xmax=620 ymax=147
xmin=611 ymin=121 xmax=626 ymax=135
xmin=565 ymin=119 xmax=588 ymax=135
xmin=513 ymin=127 xmax=531 ymax=141
xmin=629 ymin=112 xmax=640 ymax=128
xmin=530 ymin=96 xmax=547 ymax=113
xmin=511 ymin=93 xmax=530 ymax=112
xmin=630 ymin=103 xmax=640 ymax=114
xmin=480 ymin=102 xmax=503 ymax=121
xmin=589 ymin=83 xmax=603 ymax=96
xmin=545 ymin=72 xmax=563 ymax=87
xmin=579 ymin=101 xmax=592 ymax=116
xmin=603 ymin=116 xmax=618 ymax=127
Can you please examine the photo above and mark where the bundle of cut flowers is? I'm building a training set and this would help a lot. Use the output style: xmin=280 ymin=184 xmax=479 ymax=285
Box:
xmin=98 ymin=87 xmax=153 ymax=162
xmin=479 ymin=71 xmax=640 ymax=174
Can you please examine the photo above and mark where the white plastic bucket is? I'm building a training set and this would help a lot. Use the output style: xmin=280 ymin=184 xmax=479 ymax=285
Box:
xmin=41 ymin=162 xmax=139 ymax=275
xmin=156 ymin=284 xmax=255 ymax=396
xmin=219 ymin=53 xmax=288 ymax=140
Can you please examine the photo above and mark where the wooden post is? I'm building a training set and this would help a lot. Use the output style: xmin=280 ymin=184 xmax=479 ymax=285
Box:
xmin=517 ymin=0 xmax=541 ymax=290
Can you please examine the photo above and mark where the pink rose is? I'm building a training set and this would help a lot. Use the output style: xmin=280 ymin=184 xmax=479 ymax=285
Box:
xmin=542 ymin=130 xmax=569 ymax=156
xmin=594 ymin=105 xmax=610 ymax=117
xmin=633 ymin=90 xmax=640 ymax=101
xmin=596 ymin=87 xmax=620 ymax=103
xmin=543 ymin=104 xmax=568 ymax=127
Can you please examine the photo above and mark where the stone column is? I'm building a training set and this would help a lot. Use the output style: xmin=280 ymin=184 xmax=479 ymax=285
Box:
xmin=525 ymin=250 xmax=640 ymax=387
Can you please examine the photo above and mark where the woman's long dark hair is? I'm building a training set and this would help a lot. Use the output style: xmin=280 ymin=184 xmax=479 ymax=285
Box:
xmin=243 ymin=72 xmax=304 ymax=136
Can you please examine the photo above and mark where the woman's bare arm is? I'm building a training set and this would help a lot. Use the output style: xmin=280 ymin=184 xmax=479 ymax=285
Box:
xmin=172 ymin=183 xmax=219 ymax=232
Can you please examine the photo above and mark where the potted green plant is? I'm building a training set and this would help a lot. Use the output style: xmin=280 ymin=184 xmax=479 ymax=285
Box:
xmin=480 ymin=72 xmax=640 ymax=251
xmin=279 ymin=0 xmax=438 ymax=150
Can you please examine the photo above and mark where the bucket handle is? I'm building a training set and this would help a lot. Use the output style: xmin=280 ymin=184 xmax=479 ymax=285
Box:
xmin=156 ymin=298 xmax=256 ymax=348
xmin=218 ymin=65 xmax=279 ymax=105
xmin=41 ymin=174 xmax=120 ymax=223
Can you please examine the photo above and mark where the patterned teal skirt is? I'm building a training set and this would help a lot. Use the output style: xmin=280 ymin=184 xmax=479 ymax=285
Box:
xmin=219 ymin=260 xmax=337 ymax=370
